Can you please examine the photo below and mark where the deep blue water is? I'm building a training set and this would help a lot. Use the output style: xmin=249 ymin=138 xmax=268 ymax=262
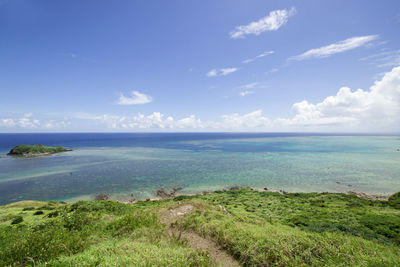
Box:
xmin=0 ymin=133 xmax=399 ymax=205
xmin=0 ymin=132 xmax=367 ymax=153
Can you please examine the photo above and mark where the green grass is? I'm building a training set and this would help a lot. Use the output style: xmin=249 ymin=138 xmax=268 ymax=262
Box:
xmin=7 ymin=144 xmax=69 ymax=156
xmin=195 ymin=189 xmax=400 ymax=246
xmin=1 ymin=189 xmax=399 ymax=266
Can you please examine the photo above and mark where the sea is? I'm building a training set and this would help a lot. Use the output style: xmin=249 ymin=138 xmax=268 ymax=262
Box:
xmin=0 ymin=133 xmax=399 ymax=205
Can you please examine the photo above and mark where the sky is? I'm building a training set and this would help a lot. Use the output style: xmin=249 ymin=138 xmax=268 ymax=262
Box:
xmin=0 ymin=0 xmax=399 ymax=133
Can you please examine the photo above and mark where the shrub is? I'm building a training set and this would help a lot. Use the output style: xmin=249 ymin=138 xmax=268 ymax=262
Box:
xmin=69 ymin=200 xmax=131 ymax=215
xmin=388 ymin=192 xmax=400 ymax=209
xmin=47 ymin=211 xmax=59 ymax=218
xmin=106 ymin=213 xmax=159 ymax=236
xmin=11 ymin=216 xmax=23 ymax=225
xmin=33 ymin=210 xmax=44 ymax=215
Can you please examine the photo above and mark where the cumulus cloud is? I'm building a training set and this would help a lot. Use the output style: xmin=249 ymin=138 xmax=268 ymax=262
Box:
xmin=286 ymin=66 xmax=399 ymax=129
xmin=1 ymin=113 xmax=39 ymax=128
xmin=221 ymin=110 xmax=272 ymax=129
xmin=230 ymin=7 xmax=296 ymax=39
xmin=290 ymin=35 xmax=379 ymax=61
xmin=242 ymin=51 xmax=274 ymax=63
xmin=94 ymin=112 xmax=205 ymax=129
xmin=117 ymin=91 xmax=153 ymax=105
xmin=2 ymin=67 xmax=399 ymax=132
xmin=207 ymin=68 xmax=238 ymax=77
xmin=0 ymin=113 xmax=70 ymax=129
xmin=100 ymin=66 xmax=400 ymax=131
xmin=218 ymin=66 xmax=400 ymax=131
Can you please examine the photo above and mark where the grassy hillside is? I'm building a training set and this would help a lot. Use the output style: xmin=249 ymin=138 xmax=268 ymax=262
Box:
xmin=7 ymin=145 xmax=70 ymax=156
xmin=1 ymin=189 xmax=399 ymax=266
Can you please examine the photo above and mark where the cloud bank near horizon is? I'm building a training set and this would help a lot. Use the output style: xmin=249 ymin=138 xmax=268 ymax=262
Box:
xmin=1 ymin=66 xmax=399 ymax=132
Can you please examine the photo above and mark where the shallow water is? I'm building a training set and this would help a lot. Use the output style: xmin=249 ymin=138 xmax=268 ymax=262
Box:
xmin=0 ymin=133 xmax=399 ymax=204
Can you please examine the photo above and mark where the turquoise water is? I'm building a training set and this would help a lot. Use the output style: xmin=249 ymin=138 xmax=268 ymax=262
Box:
xmin=0 ymin=133 xmax=399 ymax=204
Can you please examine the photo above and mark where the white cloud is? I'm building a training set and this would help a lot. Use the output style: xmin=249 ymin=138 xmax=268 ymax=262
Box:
xmin=359 ymin=49 xmax=400 ymax=68
xmin=237 ymin=82 xmax=268 ymax=92
xmin=2 ymin=67 xmax=399 ymax=132
xmin=1 ymin=113 xmax=40 ymax=128
xmin=290 ymin=35 xmax=379 ymax=61
xmin=230 ymin=7 xmax=296 ymax=39
xmin=239 ymin=90 xmax=254 ymax=96
xmin=220 ymin=68 xmax=238 ymax=76
xmin=0 ymin=113 xmax=70 ymax=129
xmin=243 ymin=51 xmax=274 ymax=63
xmin=221 ymin=110 xmax=272 ymax=129
xmin=93 ymin=67 xmax=400 ymax=131
xmin=93 ymin=112 xmax=205 ymax=130
xmin=282 ymin=65 xmax=400 ymax=129
xmin=207 ymin=69 xmax=218 ymax=77
xmin=220 ymin=66 xmax=400 ymax=131
xmin=117 ymin=91 xmax=153 ymax=105
xmin=241 ymin=82 xmax=259 ymax=89
xmin=266 ymin=68 xmax=279 ymax=74
xmin=206 ymin=68 xmax=238 ymax=77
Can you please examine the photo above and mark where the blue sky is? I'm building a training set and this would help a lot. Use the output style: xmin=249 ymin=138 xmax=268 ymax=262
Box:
xmin=0 ymin=0 xmax=399 ymax=132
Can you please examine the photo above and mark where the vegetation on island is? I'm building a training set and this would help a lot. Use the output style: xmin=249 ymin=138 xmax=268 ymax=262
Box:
xmin=0 ymin=188 xmax=399 ymax=266
xmin=7 ymin=145 xmax=71 ymax=157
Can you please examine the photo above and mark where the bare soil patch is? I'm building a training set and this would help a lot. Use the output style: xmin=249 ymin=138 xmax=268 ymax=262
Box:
xmin=160 ymin=204 xmax=240 ymax=267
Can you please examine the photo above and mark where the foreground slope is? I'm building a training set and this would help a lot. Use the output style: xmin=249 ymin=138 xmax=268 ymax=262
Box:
xmin=0 ymin=188 xmax=399 ymax=266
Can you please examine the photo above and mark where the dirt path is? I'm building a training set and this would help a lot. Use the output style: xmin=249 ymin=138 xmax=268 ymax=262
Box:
xmin=160 ymin=204 xmax=240 ymax=267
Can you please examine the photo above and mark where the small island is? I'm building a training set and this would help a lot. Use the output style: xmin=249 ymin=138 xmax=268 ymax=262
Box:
xmin=7 ymin=145 xmax=72 ymax=157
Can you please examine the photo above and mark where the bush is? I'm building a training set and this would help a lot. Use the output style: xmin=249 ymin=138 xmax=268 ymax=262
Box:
xmin=33 ymin=210 xmax=44 ymax=215
xmin=106 ymin=213 xmax=159 ymax=236
xmin=0 ymin=221 xmax=90 ymax=266
xmin=11 ymin=216 xmax=23 ymax=225
xmin=63 ymin=212 xmax=94 ymax=231
xmin=69 ymin=200 xmax=131 ymax=215
xmin=47 ymin=211 xmax=59 ymax=218
xmin=388 ymin=192 xmax=400 ymax=209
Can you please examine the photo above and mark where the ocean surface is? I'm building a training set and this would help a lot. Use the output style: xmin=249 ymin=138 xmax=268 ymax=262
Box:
xmin=0 ymin=133 xmax=399 ymax=205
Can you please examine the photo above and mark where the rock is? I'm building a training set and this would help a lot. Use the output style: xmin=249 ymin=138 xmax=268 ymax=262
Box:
xmin=263 ymin=187 xmax=268 ymax=191
xmin=156 ymin=188 xmax=171 ymax=199
xmin=94 ymin=193 xmax=110 ymax=200
xmin=156 ymin=186 xmax=184 ymax=199
xmin=347 ymin=190 xmax=390 ymax=201
xmin=218 ymin=205 xmax=230 ymax=214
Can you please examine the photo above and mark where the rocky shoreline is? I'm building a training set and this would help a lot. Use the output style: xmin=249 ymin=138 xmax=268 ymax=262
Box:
xmin=346 ymin=190 xmax=390 ymax=201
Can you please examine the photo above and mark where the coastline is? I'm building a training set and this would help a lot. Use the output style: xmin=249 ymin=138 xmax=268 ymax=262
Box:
xmin=111 ymin=186 xmax=393 ymax=204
